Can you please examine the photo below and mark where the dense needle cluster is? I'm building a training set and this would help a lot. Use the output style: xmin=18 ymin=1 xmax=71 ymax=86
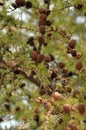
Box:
xmin=0 ymin=0 xmax=86 ymax=130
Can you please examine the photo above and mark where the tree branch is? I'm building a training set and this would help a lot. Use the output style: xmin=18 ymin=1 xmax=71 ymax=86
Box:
xmin=15 ymin=67 xmax=41 ymax=87
xmin=0 ymin=56 xmax=41 ymax=88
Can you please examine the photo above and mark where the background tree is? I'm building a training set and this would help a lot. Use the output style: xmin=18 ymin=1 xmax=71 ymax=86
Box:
xmin=0 ymin=0 xmax=86 ymax=130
